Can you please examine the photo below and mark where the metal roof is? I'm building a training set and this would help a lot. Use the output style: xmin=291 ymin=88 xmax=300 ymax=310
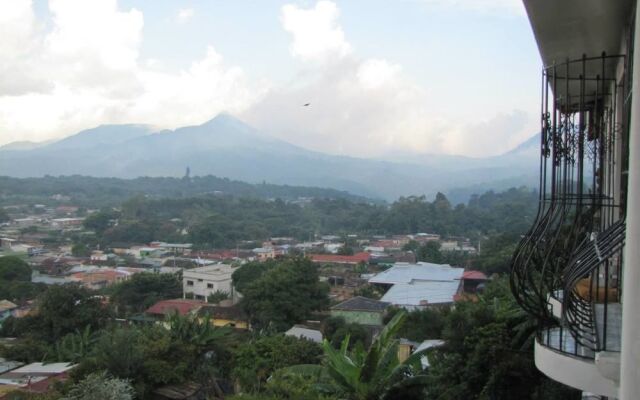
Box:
xmin=331 ymin=296 xmax=391 ymax=312
xmin=285 ymin=326 xmax=323 ymax=343
xmin=380 ymin=280 xmax=461 ymax=306
xmin=368 ymin=262 xmax=464 ymax=285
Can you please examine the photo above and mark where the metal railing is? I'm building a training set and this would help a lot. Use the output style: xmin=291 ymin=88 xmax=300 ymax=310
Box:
xmin=510 ymin=53 xmax=628 ymax=359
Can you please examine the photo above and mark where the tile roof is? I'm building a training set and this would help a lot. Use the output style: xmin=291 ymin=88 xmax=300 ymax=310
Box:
xmin=145 ymin=299 xmax=205 ymax=316
xmin=462 ymin=270 xmax=488 ymax=280
xmin=331 ymin=296 xmax=390 ymax=312
xmin=309 ymin=252 xmax=370 ymax=264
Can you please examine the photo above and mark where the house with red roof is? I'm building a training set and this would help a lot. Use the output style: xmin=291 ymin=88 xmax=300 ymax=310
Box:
xmin=309 ymin=252 xmax=370 ymax=266
xmin=145 ymin=299 xmax=206 ymax=317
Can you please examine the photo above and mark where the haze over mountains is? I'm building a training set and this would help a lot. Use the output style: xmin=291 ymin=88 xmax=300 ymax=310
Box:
xmin=0 ymin=114 xmax=539 ymax=202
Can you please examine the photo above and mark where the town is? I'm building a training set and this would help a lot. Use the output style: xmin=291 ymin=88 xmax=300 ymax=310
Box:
xmin=0 ymin=187 xmax=532 ymax=399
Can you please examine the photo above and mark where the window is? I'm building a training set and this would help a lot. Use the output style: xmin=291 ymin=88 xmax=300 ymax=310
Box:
xmin=198 ymin=279 xmax=203 ymax=282
xmin=186 ymin=280 xmax=194 ymax=286
xmin=207 ymin=283 xmax=214 ymax=289
xmin=195 ymin=295 xmax=205 ymax=300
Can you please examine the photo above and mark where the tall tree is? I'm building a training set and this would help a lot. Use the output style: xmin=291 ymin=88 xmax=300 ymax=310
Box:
xmin=240 ymin=257 xmax=329 ymax=331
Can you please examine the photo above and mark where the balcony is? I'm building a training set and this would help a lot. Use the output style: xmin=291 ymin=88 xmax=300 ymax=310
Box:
xmin=535 ymin=332 xmax=618 ymax=398
xmin=510 ymin=53 xmax=628 ymax=397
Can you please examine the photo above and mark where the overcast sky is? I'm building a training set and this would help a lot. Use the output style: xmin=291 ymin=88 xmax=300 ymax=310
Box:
xmin=0 ymin=0 xmax=541 ymax=157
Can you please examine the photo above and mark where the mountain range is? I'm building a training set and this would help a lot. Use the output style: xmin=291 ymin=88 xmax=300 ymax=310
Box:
xmin=0 ymin=113 xmax=540 ymax=202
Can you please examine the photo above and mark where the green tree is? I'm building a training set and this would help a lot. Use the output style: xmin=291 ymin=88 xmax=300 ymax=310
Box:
xmin=232 ymin=334 xmax=323 ymax=392
xmin=109 ymin=272 xmax=182 ymax=315
xmin=232 ymin=260 xmax=277 ymax=293
xmin=71 ymin=243 xmax=91 ymax=257
xmin=3 ymin=284 xmax=110 ymax=344
xmin=281 ymin=311 xmax=429 ymax=400
xmin=425 ymin=277 xmax=580 ymax=400
xmin=83 ymin=210 xmax=118 ymax=233
xmin=207 ymin=290 xmax=229 ymax=304
xmin=240 ymin=257 xmax=329 ymax=331
xmin=0 ymin=256 xmax=31 ymax=281
xmin=63 ymin=371 xmax=135 ymax=400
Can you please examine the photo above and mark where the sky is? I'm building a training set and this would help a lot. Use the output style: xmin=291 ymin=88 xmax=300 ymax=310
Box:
xmin=0 ymin=0 xmax=541 ymax=157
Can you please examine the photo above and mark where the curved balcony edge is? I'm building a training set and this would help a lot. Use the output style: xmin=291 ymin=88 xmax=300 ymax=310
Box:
xmin=534 ymin=337 xmax=619 ymax=398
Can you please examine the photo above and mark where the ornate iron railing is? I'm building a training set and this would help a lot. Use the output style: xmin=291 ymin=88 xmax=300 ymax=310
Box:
xmin=510 ymin=53 xmax=628 ymax=358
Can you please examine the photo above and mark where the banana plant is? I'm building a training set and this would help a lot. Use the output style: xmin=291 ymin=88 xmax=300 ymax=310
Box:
xmin=278 ymin=311 xmax=430 ymax=400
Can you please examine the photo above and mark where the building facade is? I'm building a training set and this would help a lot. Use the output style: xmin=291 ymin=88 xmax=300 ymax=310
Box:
xmin=183 ymin=264 xmax=236 ymax=302
xmin=510 ymin=1 xmax=640 ymax=398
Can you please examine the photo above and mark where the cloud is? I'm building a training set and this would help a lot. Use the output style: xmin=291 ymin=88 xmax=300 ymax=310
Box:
xmin=281 ymin=0 xmax=351 ymax=62
xmin=0 ymin=0 xmax=259 ymax=146
xmin=440 ymin=110 xmax=531 ymax=156
xmin=420 ymin=0 xmax=526 ymax=16
xmin=242 ymin=0 xmax=532 ymax=158
xmin=176 ymin=8 xmax=194 ymax=23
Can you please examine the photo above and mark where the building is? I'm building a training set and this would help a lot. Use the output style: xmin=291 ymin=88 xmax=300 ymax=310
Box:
xmin=309 ymin=252 xmax=370 ymax=266
xmin=368 ymin=262 xmax=464 ymax=309
xmin=285 ymin=325 xmax=323 ymax=343
xmin=183 ymin=264 xmax=236 ymax=302
xmin=510 ymin=1 xmax=640 ymax=399
xmin=197 ymin=304 xmax=249 ymax=330
xmin=330 ymin=296 xmax=390 ymax=326
xmin=0 ymin=362 xmax=75 ymax=396
xmin=145 ymin=299 xmax=206 ymax=318
xmin=50 ymin=217 xmax=84 ymax=228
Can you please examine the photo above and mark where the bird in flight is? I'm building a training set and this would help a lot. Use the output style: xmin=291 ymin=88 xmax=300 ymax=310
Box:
xmin=303 ymin=103 xmax=310 ymax=107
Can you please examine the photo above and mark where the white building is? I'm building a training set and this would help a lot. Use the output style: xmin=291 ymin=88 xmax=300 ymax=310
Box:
xmin=183 ymin=264 xmax=236 ymax=302
xmin=510 ymin=2 xmax=640 ymax=399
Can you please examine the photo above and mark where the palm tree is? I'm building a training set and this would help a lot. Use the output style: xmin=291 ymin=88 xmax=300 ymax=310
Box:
xmin=279 ymin=311 xmax=429 ymax=400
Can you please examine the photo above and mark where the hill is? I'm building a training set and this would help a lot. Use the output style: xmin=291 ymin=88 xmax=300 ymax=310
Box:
xmin=0 ymin=114 xmax=539 ymax=201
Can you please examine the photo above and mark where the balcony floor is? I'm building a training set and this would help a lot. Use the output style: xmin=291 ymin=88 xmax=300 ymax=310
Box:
xmin=541 ymin=326 xmax=595 ymax=358
xmin=595 ymin=303 xmax=621 ymax=351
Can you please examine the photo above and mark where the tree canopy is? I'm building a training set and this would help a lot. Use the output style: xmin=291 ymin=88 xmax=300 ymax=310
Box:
xmin=238 ymin=257 xmax=329 ymax=331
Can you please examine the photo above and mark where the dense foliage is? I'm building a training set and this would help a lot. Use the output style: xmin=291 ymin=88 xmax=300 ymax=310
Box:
xmin=236 ymin=257 xmax=329 ymax=331
xmin=425 ymin=277 xmax=580 ymax=400
xmin=83 ymin=187 xmax=536 ymax=249
xmin=0 ymin=175 xmax=366 ymax=208
xmin=232 ymin=334 xmax=323 ymax=392
xmin=108 ymin=272 xmax=183 ymax=316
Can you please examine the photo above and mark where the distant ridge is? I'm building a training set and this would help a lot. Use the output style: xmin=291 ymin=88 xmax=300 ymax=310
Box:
xmin=0 ymin=114 xmax=539 ymax=201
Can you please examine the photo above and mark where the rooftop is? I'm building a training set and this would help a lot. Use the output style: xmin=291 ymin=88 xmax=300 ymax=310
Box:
xmin=331 ymin=296 xmax=390 ymax=312
xmin=146 ymin=299 xmax=205 ymax=316
xmin=368 ymin=262 xmax=464 ymax=285
xmin=309 ymin=252 xmax=370 ymax=264
xmin=285 ymin=325 xmax=323 ymax=343
xmin=380 ymin=280 xmax=461 ymax=306
xmin=184 ymin=264 xmax=234 ymax=277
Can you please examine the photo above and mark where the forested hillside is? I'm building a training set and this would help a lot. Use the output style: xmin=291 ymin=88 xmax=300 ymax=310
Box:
xmin=82 ymin=187 xmax=537 ymax=249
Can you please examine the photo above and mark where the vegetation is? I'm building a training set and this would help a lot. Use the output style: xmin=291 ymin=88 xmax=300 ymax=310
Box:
xmin=424 ymin=277 xmax=580 ymax=400
xmin=62 ymin=371 xmax=135 ymax=400
xmin=108 ymin=272 xmax=182 ymax=316
xmin=0 ymin=175 xmax=367 ymax=208
xmin=281 ymin=311 xmax=429 ymax=400
xmin=50 ymin=186 xmax=539 ymax=249
xmin=232 ymin=334 xmax=323 ymax=393
xmin=237 ymin=257 xmax=329 ymax=331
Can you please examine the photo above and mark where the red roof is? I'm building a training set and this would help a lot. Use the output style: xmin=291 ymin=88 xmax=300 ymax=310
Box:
xmin=462 ymin=270 xmax=488 ymax=280
xmin=309 ymin=252 xmax=370 ymax=264
xmin=146 ymin=299 xmax=205 ymax=316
